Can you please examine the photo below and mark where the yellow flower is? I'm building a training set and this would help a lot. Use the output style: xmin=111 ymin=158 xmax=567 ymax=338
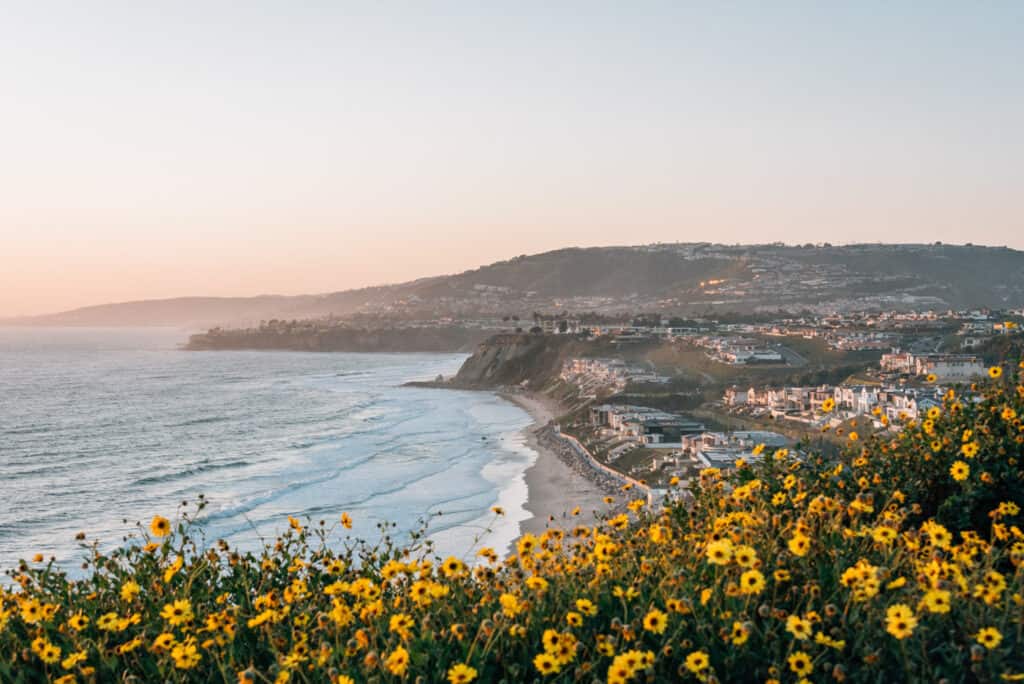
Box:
xmin=526 ymin=576 xmax=548 ymax=592
xmin=36 ymin=640 xmax=61 ymax=664
xmin=648 ymin=523 xmax=669 ymax=543
xmin=608 ymin=513 xmax=630 ymax=530
xmin=19 ymin=598 xmax=43 ymax=624
xmin=120 ymin=581 xmax=140 ymax=602
xmin=996 ymin=501 xmax=1021 ymax=517
xmin=389 ymin=612 xmax=415 ymax=639
xmin=161 ymin=599 xmax=194 ymax=627
xmin=821 ymin=398 xmax=835 ymax=413
xmin=642 ymin=608 xmax=668 ymax=634
xmin=976 ymin=627 xmax=1002 ymax=649
xmin=164 ymin=555 xmax=184 ymax=583
xmin=441 ymin=556 xmax=467 ymax=578
xmin=541 ymin=629 xmax=562 ymax=652
xmin=517 ymin=533 xmax=539 ymax=556
xmin=730 ymin=621 xmax=750 ymax=646
xmin=96 ymin=612 xmax=120 ymax=631
xmin=705 ymin=538 xmax=733 ymax=565
xmin=385 ymin=646 xmax=409 ymax=676
xmin=152 ymin=633 xmax=176 ymax=652
xmin=734 ymin=544 xmax=758 ymax=567
xmin=684 ymin=650 xmax=709 ymax=673
xmin=533 ymin=652 xmax=560 ymax=675
xmin=884 ymin=604 xmax=917 ymax=640
xmin=950 ymin=460 xmax=970 ymax=482
xmin=920 ymin=589 xmax=951 ymax=614
xmin=61 ymin=650 xmax=87 ymax=670
xmin=340 ymin=512 xmax=353 ymax=529
xmin=150 ymin=515 xmax=171 ymax=537
xmin=116 ymin=637 xmax=143 ymax=655
xmin=566 ymin=611 xmax=583 ymax=627
xmin=499 ymin=593 xmax=523 ymax=617
xmin=67 ymin=612 xmax=89 ymax=630
xmin=849 ymin=431 xmax=859 ymax=442
xmin=786 ymin=614 xmax=813 ymax=640
xmin=787 ymin=650 xmax=813 ymax=677
xmin=739 ymin=569 xmax=766 ymax=595
xmin=815 ymin=632 xmax=845 ymax=650
xmin=575 ymin=598 xmax=597 ymax=616
xmin=170 ymin=637 xmax=201 ymax=670
xmin=871 ymin=526 xmax=897 ymax=546
xmin=788 ymin=533 xmax=811 ymax=557
xmin=447 ymin=663 xmax=478 ymax=684
xmin=989 ymin=366 xmax=1003 ymax=379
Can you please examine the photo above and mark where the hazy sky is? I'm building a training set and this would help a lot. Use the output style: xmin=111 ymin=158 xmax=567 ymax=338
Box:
xmin=2 ymin=2 xmax=1022 ymax=316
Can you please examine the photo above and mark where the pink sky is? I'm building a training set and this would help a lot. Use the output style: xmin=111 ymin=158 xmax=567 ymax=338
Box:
xmin=2 ymin=3 xmax=1022 ymax=317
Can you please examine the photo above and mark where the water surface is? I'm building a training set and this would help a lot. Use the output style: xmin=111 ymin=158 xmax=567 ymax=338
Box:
xmin=0 ymin=327 xmax=533 ymax=572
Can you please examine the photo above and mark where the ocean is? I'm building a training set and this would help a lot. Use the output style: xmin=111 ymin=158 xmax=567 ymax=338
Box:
xmin=0 ymin=327 xmax=535 ymax=573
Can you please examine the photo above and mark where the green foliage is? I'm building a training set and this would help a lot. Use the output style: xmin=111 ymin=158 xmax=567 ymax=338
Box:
xmin=3 ymin=367 xmax=1024 ymax=683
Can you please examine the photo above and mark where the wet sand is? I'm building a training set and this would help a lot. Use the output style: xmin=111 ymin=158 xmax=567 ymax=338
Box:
xmin=500 ymin=392 xmax=612 ymax=536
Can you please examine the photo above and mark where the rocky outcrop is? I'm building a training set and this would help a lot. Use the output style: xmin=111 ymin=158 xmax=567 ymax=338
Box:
xmin=449 ymin=333 xmax=580 ymax=388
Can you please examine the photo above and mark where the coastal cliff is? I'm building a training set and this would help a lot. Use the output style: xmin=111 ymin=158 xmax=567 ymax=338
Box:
xmin=185 ymin=324 xmax=488 ymax=353
xmin=447 ymin=333 xmax=582 ymax=388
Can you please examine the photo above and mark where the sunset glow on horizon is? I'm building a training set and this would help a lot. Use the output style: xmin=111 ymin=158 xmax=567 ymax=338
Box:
xmin=2 ymin=2 xmax=1022 ymax=317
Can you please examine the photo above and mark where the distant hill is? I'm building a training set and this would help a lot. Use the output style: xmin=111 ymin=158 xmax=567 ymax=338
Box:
xmin=7 ymin=243 xmax=1024 ymax=327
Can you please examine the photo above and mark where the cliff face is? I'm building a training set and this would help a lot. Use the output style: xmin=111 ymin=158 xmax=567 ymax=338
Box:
xmin=451 ymin=333 xmax=579 ymax=388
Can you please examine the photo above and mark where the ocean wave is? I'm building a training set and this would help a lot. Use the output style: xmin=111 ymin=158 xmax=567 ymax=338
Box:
xmin=167 ymin=415 xmax=231 ymax=428
xmin=197 ymin=453 xmax=486 ymax=538
xmin=422 ymin=487 xmax=495 ymax=516
xmin=131 ymin=459 xmax=251 ymax=486
xmin=1 ymin=424 xmax=58 ymax=436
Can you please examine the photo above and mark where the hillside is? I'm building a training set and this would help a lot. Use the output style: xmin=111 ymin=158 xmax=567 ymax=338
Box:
xmin=9 ymin=243 xmax=1024 ymax=327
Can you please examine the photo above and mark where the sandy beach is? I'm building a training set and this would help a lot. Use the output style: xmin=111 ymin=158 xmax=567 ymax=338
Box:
xmin=500 ymin=391 xmax=613 ymax=536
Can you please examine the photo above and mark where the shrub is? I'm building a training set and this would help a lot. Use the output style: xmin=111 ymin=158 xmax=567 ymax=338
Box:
xmin=2 ymin=367 xmax=1024 ymax=682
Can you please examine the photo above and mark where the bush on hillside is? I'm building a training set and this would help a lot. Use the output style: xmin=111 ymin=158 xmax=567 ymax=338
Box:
xmin=2 ymin=365 xmax=1024 ymax=683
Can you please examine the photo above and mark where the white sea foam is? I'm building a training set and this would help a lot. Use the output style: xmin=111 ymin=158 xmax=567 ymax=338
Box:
xmin=428 ymin=425 xmax=537 ymax=560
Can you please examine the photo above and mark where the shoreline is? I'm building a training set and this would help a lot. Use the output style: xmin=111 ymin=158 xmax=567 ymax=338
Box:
xmin=498 ymin=391 xmax=615 ymax=536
